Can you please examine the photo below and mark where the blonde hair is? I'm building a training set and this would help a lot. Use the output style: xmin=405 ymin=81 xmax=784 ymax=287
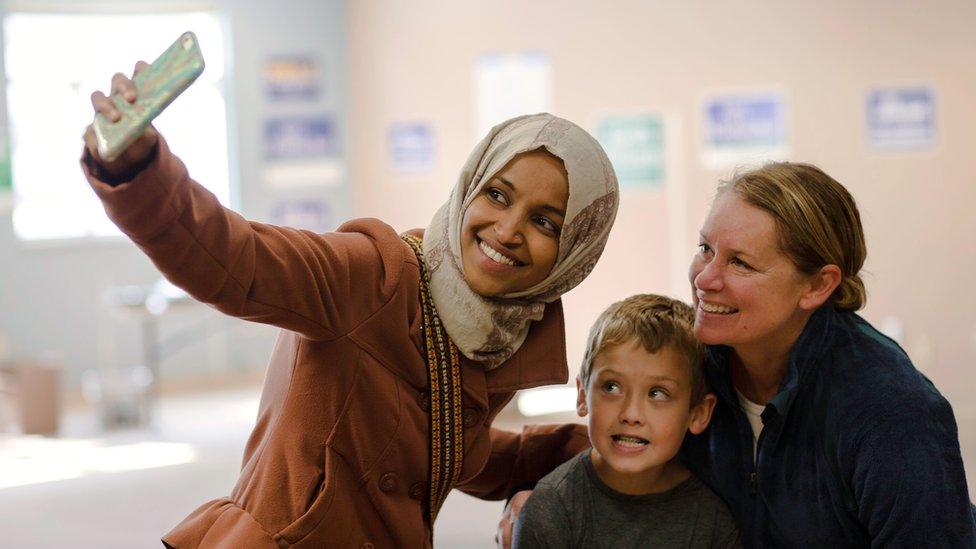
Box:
xmin=579 ymin=294 xmax=708 ymax=406
xmin=720 ymin=163 xmax=867 ymax=311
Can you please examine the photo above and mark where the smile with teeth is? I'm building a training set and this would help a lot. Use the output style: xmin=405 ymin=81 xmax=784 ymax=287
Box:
xmin=479 ymin=239 xmax=522 ymax=267
xmin=699 ymin=301 xmax=738 ymax=315
xmin=611 ymin=434 xmax=649 ymax=448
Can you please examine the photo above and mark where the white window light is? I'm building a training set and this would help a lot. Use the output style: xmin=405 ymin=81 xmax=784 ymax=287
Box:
xmin=516 ymin=386 xmax=577 ymax=417
xmin=3 ymin=11 xmax=230 ymax=242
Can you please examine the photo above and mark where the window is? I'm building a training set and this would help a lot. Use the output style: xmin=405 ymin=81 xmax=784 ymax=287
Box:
xmin=3 ymin=12 xmax=230 ymax=241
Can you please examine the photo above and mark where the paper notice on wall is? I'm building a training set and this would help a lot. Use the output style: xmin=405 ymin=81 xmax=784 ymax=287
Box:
xmin=265 ymin=56 xmax=321 ymax=101
xmin=388 ymin=122 xmax=435 ymax=174
xmin=867 ymin=87 xmax=936 ymax=151
xmin=0 ymin=132 xmax=10 ymax=213
xmin=262 ymin=159 xmax=344 ymax=189
xmin=0 ymin=133 xmax=9 ymax=193
xmin=270 ymin=200 xmax=334 ymax=233
xmin=264 ymin=116 xmax=338 ymax=160
xmin=595 ymin=113 xmax=665 ymax=189
xmin=473 ymin=51 xmax=551 ymax=139
xmin=701 ymin=90 xmax=789 ymax=169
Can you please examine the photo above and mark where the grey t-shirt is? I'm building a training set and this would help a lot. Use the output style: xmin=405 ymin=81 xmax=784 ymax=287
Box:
xmin=513 ymin=450 xmax=740 ymax=549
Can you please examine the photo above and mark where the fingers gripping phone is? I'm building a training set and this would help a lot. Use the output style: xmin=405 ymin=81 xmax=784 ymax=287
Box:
xmin=93 ymin=31 xmax=205 ymax=162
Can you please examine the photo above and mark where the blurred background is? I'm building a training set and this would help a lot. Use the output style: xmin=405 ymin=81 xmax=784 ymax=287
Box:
xmin=0 ymin=0 xmax=973 ymax=547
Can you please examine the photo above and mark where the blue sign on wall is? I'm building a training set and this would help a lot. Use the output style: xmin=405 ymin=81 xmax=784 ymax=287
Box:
xmin=705 ymin=92 xmax=787 ymax=148
xmin=701 ymin=90 xmax=789 ymax=168
xmin=867 ymin=87 xmax=936 ymax=150
xmin=264 ymin=116 xmax=338 ymax=160
xmin=388 ymin=122 xmax=434 ymax=174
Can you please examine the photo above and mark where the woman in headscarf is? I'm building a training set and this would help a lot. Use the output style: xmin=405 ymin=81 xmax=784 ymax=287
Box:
xmin=82 ymin=66 xmax=618 ymax=548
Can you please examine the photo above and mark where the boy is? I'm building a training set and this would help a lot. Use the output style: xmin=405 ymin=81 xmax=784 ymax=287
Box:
xmin=513 ymin=294 xmax=740 ymax=548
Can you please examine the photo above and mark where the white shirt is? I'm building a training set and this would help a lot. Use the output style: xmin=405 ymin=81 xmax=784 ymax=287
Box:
xmin=734 ymin=387 xmax=765 ymax=461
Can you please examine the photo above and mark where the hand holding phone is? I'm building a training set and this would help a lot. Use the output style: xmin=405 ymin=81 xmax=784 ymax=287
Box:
xmin=84 ymin=31 xmax=205 ymax=170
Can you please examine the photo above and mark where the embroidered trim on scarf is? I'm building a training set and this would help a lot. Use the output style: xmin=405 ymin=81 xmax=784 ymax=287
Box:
xmin=402 ymin=233 xmax=464 ymax=527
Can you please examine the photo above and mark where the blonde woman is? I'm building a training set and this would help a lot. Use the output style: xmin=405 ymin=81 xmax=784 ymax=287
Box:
xmin=503 ymin=163 xmax=975 ymax=548
xmin=680 ymin=163 xmax=974 ymax=546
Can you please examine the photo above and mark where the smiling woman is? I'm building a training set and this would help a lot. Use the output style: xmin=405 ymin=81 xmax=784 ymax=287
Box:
xmin=461 ymin=149 xmax=568 ymax=297
xmin=80 ymin=84 xmax=618 ymax=547
xmin=681 ymin=163 xmax=976 ymax=547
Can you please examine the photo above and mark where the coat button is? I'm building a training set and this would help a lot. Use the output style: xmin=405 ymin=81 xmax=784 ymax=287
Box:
xmin=419 ymin=391 xmax=431 ymax=413
xmin=463 ymin=407 xmax=480 ymax=428
xmin=379 ymin=472 xmax=398 ymax=492
xmin=409 ymin=481 xmax=427 ymax=500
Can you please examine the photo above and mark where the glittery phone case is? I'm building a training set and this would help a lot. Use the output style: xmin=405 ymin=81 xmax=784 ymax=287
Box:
xmin=93 ymin=31 xmax=205 ymax=162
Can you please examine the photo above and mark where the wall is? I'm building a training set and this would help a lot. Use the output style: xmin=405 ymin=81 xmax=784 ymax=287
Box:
xmin=347 ymin=0 xmax=976 ymax=491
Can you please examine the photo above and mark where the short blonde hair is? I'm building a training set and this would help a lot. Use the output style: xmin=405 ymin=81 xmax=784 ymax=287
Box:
xmin=579 ymin=294 xmax=708 ymax=406
xmin=720 ymin=163 xmax=867 ymax=311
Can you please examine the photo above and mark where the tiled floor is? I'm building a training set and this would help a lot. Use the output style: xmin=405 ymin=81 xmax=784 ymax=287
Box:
xmin=0 ymin=387 xmax=973 ymax=548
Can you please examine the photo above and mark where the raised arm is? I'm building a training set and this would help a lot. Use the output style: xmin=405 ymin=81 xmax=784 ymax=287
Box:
xmin=83 ymin=66 xmax=401 ymax=340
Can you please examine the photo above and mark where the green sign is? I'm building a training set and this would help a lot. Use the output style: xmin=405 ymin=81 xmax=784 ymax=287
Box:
xmin=0 ymin=133 xmax=9 ymax=194
xmin=595 ymin=114 xmax=664 ymax=189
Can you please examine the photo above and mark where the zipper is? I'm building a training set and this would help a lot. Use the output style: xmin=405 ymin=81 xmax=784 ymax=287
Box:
xmin=750 ymin=415 xmax=769 ymax=497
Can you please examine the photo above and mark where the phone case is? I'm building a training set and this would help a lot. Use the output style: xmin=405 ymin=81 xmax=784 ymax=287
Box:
xmin=93 ymin=31 xmax=205 ymax=162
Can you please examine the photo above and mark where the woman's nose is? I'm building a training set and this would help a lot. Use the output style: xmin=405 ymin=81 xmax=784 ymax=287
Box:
xmin=493 ymin=213 xmax=523 ymax=245
xmin=693 ymin=258 xmax=723 ymax=293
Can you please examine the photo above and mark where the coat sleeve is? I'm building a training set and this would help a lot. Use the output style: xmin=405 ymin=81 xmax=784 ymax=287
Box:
xmin=81 ymin=138 xmax=403 ymax=341
xmin=456 ymin=423 xmax=589 ymax=500
xmin=848 ymin=387 xmax=976 ymax=547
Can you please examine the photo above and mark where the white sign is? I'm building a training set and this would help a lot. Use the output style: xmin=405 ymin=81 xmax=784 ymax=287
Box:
xmin=473 ymin=51 xmax=551 ymax=139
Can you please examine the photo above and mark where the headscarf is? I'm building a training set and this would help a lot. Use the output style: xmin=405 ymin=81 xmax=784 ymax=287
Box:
xmin=423 ymin=113 xmax=619 ymax=369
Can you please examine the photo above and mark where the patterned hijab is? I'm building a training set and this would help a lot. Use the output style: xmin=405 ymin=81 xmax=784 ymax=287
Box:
xmin=423 ymin=113 xmax=619 ymax=369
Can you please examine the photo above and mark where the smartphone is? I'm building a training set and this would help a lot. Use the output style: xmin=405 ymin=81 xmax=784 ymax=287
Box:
xmin=93 ymin=31 xmax=205 ymax=162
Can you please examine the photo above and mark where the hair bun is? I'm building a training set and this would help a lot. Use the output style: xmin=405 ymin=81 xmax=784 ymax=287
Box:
xmin=834 ymin=274 xmax=866 ymax=311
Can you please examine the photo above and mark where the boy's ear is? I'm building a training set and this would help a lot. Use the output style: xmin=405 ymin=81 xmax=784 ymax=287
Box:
xmin=687 ymin=393 xmax=717 ymax=435
xmin=799 ymin=264 xmax=842 ymax=311
xmin=576 ymin=376 xmax=588 ymax=417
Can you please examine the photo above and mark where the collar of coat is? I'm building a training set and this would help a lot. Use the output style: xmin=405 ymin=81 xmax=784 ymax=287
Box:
xmin=704 ymin=304 xmax=838 ymax=425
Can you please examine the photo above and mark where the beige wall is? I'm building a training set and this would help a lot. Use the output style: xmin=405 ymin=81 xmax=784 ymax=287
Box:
xmin=347 ymin=0 xmax=976 ymax=487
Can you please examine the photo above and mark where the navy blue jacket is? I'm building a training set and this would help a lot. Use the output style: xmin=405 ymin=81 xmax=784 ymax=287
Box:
xmin=682 ymin=305 xmax=976 ymax=547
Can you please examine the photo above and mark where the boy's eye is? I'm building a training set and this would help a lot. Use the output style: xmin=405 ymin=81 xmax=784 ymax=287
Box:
xmin=601 ymin=381 xmax=621 ymax=394
xmin=649 ymin=388 xmax=669 ymax=400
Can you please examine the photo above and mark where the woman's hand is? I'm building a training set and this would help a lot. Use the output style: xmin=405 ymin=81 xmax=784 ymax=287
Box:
xmin=83 ymin=61 xmax=159 ymax=179
xmin=494 ymin=489 xmax=532 ymax=548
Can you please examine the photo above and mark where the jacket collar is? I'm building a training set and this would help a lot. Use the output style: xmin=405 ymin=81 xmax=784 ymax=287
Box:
xmin=482 ymin=299 xmax=569 ymax=393
xmin=457 ymin=299 xmax=568 ymax=414
xmin=705 ymin=304 xmax=837 ymax=420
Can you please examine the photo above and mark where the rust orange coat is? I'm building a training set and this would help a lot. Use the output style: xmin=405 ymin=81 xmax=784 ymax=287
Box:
xmin=83 ymin=139 xmax=588 ymax=548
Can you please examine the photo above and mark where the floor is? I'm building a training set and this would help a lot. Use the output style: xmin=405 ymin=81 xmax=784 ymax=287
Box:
xmin=1 ymin=386 xmax=973 ymax=548
xmin=0 ymin=387 xmax=507 ymax=548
